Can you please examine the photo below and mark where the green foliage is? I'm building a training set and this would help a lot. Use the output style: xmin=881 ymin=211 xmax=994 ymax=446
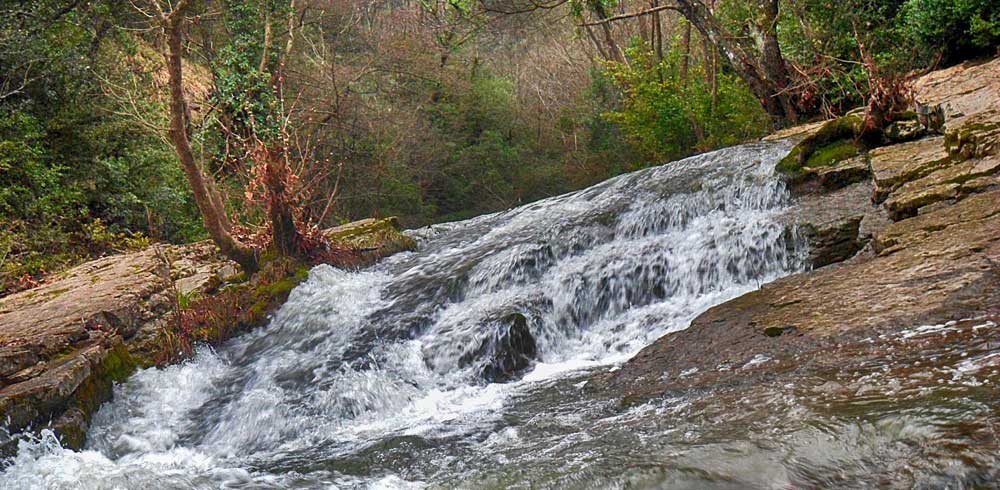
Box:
xmin=897 ymin=0 xmax=1000 ymax=62
xmin=779 ymin=0 xmax=1000 ymax=114
xmin=603 ymin=43 xmax=769 ymax=165
xmin=0 ymin=2 xmax=202 ymax=294
xmin=212 ymin=0 xmax=291 ymax=143
xmin=425 ymin=73 xmax=526 ymax=218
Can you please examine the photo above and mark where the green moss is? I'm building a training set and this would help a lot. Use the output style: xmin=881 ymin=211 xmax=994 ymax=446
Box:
xmin=294 ymin=266 xmax=310 ymax=282
xmin=777 ymin=115 xmax=862 ymax=178
xmin=224 ymin=271 xmax=248 ymax=283
xmin=813 ymin=114 xmax=862 ymax=143
xmin=804 ymin=140 xmax=859 ymax=168
xmin=100 ymin=345 xmax=138 ymax=383
xmin=258 ymin=277 xmax=298 ymax=297
xmin=777 ymin=148 xmax=805 ymax=177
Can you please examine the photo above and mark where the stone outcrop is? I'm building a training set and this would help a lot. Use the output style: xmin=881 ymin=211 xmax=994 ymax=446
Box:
xmin=597 ymin=57 xmax=1000 ymax=405
xmin=0 ymin=218 xmax=414 ymax=452
xmin=869 ymin=136 xmax=953 ymax=202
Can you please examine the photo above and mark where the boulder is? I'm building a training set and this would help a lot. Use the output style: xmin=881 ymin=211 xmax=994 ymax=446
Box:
xmin=458 ymin=312 xmax=538 ymax=383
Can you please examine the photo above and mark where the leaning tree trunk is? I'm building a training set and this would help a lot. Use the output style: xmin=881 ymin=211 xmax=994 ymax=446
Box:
xmin=674 ymin=0 xmax=800 ymax=126
xmin=162 ymin=9 xmax=258 ymax=273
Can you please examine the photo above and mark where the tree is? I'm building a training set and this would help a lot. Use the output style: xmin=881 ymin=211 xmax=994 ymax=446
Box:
xmin=148 ymin=0 xmax=313 ymax=273
xmin=578 ymin=0 xmax=801 ymax=125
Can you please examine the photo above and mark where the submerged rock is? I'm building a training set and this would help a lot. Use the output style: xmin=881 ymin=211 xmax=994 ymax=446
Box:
xmin=459 ymin=312 xmax=538 ymax=383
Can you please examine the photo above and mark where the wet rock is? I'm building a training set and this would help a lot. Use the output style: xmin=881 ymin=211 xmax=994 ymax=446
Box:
xmin=459 ymin=312 xmax=538 ymax=383
xmin=781 ymin=182 xmax=883 ymax=268
xmin=872 ymin=189 xmax=1000 ymax=256
xmin=883 ymin=154 xmax=1000 ymax=220
xmin=870 ymin=137 xmax=953 ymax=202
xmin=800 ymin=215 xmax=864 ymax=268
xmin=600 ymin=187 xmax=1000 ymax=401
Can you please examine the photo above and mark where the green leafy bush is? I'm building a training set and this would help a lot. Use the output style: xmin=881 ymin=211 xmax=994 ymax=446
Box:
xmin=898 ymin=0 xmax=1000 ymax=63
xmin=603 ymin=43 xmax=769 ymax=165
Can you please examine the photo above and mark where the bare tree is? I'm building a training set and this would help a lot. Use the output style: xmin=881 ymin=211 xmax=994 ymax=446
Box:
xmin=144 ymin=0 xmax=316 ymax=272
xmin=491 ymin=0 xmax=804 ymax=124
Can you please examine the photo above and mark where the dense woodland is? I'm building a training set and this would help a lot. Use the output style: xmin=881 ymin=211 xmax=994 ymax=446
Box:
xmin=1 ymin=0 xmax=998 ymax=292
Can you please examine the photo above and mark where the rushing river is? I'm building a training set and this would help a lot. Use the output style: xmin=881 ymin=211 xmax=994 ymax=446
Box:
xmin=7 ymin=140 xmax=996 ymax=489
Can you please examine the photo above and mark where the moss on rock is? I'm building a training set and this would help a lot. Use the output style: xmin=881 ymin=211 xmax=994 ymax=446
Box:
xmin=777 ymin=115 xmax=863 ymax=180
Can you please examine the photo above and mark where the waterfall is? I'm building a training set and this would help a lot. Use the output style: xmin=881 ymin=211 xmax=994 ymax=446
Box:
xmin=1 ymin=141 xmax=807 ymax=489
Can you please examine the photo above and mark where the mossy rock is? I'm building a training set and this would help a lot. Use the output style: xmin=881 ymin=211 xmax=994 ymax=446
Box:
xmin=885 ymin=119 xmax=926 ymax=144
xmin=778 ymin=115 xmax=863 ymax=179
xmin=805 ymin=140 xmax=859 ymax=168
xmin=944 ymin=119 xmax=1000 ymax=159
xmin=50 ymin=339 xmax=139 ymax=450
xmin=326 ymin=217 xmax=417 ymax=266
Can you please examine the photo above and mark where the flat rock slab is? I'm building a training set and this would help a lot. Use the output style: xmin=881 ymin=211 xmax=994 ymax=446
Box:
xmin=912 ymin=58 xmax=1000 ymax=129
xmin=870 ymin=137 xmax=952 ymax=202
xmin=884 ymin=154 xmax=1000 ymax=219
xmin=0 ymin=250 xmax=169 ymax=373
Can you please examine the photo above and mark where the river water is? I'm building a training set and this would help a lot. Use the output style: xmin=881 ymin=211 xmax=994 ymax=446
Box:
xmin=4 ymin=141 xmax=997 ymax=489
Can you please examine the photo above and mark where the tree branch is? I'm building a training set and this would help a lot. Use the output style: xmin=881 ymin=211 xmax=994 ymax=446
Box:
xmin=577 ymin=4 xmax=677 ymax=26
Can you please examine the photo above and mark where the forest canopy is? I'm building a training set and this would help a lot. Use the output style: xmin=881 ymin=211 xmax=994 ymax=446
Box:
xmin=1 ymin=0 xmax=998 ymax=292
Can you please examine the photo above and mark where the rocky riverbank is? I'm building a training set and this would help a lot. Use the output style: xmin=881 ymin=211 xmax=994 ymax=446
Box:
xmin=0 ymin=218 xmax=414 ymax=453
xmin=596 ymin=58 xmax=1000 ymax=410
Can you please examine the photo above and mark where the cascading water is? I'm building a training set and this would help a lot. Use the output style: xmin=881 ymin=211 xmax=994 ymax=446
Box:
xmin=1 ymin=141 xmax=810 ymax=489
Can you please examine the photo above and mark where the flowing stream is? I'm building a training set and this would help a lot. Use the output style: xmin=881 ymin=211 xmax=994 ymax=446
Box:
xmin=4 ymin=141 xmax=997 ymax=489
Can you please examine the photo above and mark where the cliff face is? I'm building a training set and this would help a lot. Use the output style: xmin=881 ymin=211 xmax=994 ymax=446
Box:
xmin=0 ymin=218 xmax=415 ymax=452
xmin=599 ymin=58 xmax=1000 ymax=403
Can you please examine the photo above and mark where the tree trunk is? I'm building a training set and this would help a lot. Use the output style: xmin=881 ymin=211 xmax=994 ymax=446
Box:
xmin=759 ymin=0 xmax=797 ymax=121
xmin=674 ymin=0 xmax=799 ymax=126
xmin=591 ymin=1 xmax=625 ymax=63
xmin=680 ymin=18 xmax=691 ymax=86
xmin=653 ymin=0 xmax=663 ymax=63
xmin=264 ymin=147 xmax=300 ymax=258
xmin=163 ymin=12 xmax=258 ymax=273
